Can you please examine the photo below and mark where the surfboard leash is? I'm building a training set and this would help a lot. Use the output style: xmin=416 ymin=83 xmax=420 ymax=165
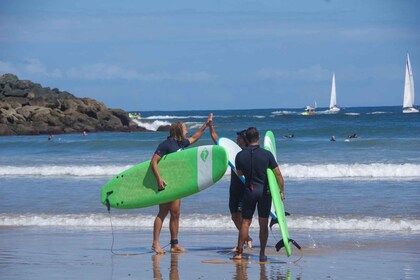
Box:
xmin=105 ymin=194 xmax=155 ymax=256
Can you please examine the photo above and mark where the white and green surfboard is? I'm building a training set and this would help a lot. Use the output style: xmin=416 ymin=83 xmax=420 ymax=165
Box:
xmin=101 ymin=145 xmax=228 ymax=209
xmin=264 ymin=131 xmax=292 ymax=257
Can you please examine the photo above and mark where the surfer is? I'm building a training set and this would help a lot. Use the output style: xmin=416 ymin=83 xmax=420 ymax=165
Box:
xmin=345 ymin=133 xmax=358 ymax=139
xmin=209 ymin=124 xmax=253 ymax=251
xmin=233 ymin=127 xmax=285 ymax=262
xmin=282 ymin=134 xmax=294 ymax=139
xmin=150 ymin=114 xmax=213 ymax=254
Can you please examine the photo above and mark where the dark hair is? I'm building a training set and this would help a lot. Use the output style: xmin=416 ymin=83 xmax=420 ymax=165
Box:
xmin=236 ymin=129 xmax=249 ymax=145
xmin=245 ymin=127 xmax=259 ymax=143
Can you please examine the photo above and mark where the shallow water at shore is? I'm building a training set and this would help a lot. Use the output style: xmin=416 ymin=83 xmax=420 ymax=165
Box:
xmin=1 ymin=107 xmax=419 ymax=279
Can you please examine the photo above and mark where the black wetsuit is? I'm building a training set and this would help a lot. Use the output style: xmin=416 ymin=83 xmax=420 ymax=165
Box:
xmin=229 ymin=171 xmax=245 ymax=213
xmin=235 ymin=145 xmax=278 ymax=219
xmin=154 ymin=138 xmax=190 ymax=157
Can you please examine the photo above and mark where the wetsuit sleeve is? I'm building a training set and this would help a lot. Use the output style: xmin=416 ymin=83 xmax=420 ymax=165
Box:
xmin=268 ymin=152 xmax=278 ymax=169
xmin=154 ymin=141 xmax=168 ymax=157
xmin=235 ymin=152 xmax=243 ymax=172
xmin=183 ymin=139 xmax=191 ymax=148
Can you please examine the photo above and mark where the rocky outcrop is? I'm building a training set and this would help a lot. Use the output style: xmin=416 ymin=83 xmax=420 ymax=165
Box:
xmin=0 ymin=73 xmax=147 ymax=136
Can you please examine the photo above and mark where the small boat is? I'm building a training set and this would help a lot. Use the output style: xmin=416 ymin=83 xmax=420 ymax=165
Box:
xmin=128 ymin=112 xmax=142 ymax=119
xmin=301 ymin=105 xmax=316 ymax=115
xmin=329 ymin=72 xmax=340 ymax=113
xmin=403 ymin=53 xmax=419 ymax=113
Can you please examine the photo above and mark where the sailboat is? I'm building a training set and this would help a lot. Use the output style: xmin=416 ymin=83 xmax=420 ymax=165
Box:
xmin=329 ymin=72 xmax=340 ymax=113
xmin=403 ymin=53 xmax=419 ymax=113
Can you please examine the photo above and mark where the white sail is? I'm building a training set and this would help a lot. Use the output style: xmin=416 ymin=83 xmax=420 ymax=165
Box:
xmin=403 ymin=53 xmax=418 ymax=113
xmin=329 ymin=72 xmax=340 ymax=112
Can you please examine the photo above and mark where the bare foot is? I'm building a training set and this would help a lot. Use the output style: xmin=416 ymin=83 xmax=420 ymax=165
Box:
xmin=246 ymin=237 xmax=253 ymax=249
xmin=152 ymin=243 xmax=166 ymax=254
xmin=231 ymin=252 xmax=243 ymax=260
xmin=170 ymin=244 xmax=186 ymax=253
xmin=259 ymin=254 xmax=267 ymax=262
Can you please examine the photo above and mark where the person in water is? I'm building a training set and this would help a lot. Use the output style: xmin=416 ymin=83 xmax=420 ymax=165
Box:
xmin=150 ymin=114 xmax=212 ymax=254
xmin=346 ymin=133 xmax=358 ymax=139
xmin=209 ymin=123 xmax=253 ymax=251
xmin=233 ymin=127 xmax=285 ymax=262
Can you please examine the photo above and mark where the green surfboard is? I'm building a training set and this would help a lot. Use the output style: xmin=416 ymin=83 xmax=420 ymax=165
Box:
xmin=101 ymin=145 xmax=228 ymax=209
xmin=264 ymin=131 xmax=292 ymax=257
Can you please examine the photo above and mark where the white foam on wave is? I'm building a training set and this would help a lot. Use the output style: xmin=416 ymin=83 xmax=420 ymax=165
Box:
xmin=281 ymin=163 xmax=420 ymax=179
xmin=2 ymin=163 xmax=419 ymax=179
xmin=290 ymin=216 xmax=420 ymax=232
xmin=132 ymin=119 xmax=171 ymax=131
xmin=144 ymin=115 xmax=207 ymax=120
xmin=367 ymin=111 xmax=389 ymax=115
xmin=0 ymin=165 xmax=133 ymax=177
xmin=271 ymin=111 xmax=296 ymax=115
xmin=1 ymin=213 xmax=418 ymax=232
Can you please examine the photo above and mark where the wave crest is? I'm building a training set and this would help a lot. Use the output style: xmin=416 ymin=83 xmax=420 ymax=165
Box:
xmin=1 ymin=214 xmax=418 ymax=232
xmin=1 ymin=163 xmax=419 ymax=179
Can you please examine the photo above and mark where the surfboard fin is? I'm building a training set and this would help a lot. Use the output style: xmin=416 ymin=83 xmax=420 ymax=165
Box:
xmin=105 ymin=191 xmax=114 ymax=213
xmin=269 ymin=211 xmax=290 ymax=229
xmin=269 ymin=217 xmax=278 ymax=228
xmin=289 ymin=239 xmax=301 ymax=250
xmin=275 ymin=238 xmax=302 ymax=252
xmin=275 ymin=239 xmax=284 ymax=251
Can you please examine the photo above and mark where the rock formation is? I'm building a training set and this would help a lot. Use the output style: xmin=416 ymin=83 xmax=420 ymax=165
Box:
xmin=0 ymin=73 xmax=150 ymax=136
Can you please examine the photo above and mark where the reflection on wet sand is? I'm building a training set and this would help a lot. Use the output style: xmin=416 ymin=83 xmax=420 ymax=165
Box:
xmin=233 ymin=262 xmax=292 ymax=280
xmin=152 ymin=253 xmax=183 ymax=280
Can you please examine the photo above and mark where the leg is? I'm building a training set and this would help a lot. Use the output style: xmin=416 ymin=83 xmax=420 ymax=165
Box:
xmin=231 ymin=212 xmax=252 ymax=250
xmin=232 ymin=218 xmax=252 ymax=259
xmin=231 ymin=212 xmax=242 ymax=231
xmin=152 ymin=202 xmax=171 ymax=254
xmin=258 ymin=217 xmax=269 ymax=261
xmin=169 ymin=199 xmax=186 ymax=253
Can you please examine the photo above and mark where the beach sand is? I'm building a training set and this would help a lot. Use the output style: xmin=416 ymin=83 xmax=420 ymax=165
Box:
xmin=1 ymin=226 xmax=418 ymax=280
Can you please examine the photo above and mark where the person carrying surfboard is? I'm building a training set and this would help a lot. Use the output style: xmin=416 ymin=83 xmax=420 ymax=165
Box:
xmin=233 ymin=127 xmax=285 ymax=262
xmin=150 ymin=114 xmax=213 ymax=254
xmin=208 ymin=123 xmax=253 ymax=251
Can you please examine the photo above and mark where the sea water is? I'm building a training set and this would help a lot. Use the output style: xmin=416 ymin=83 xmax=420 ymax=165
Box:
xmin=1 ymin=106 xmax=419 ymax=234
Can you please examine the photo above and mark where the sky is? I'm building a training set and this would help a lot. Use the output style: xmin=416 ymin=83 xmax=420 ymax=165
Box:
xmin=1 ymin=0 xmax=419 ymax=111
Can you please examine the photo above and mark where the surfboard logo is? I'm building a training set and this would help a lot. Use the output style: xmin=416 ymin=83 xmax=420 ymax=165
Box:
xmin=200 ymin=148 xmax=209 ymax=162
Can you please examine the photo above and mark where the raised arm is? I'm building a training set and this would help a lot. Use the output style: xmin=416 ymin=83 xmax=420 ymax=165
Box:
xmin=188 ymin=113 xmax=212 ymax=144
xmin=209 ymin=118 xmax=219 ymax=144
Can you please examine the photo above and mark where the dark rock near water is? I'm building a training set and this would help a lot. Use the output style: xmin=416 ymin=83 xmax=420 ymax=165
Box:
xmin=156 ymin=125 xmax=171 ymax=132
xmin=0 ymin=73 xmax=150 ymax=136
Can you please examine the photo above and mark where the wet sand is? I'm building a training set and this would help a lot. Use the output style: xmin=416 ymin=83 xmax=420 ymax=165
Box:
xmin=0 ymin=227 xmax=419 ymax=279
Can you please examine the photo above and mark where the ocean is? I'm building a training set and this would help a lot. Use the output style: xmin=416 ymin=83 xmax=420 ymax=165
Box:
xmin=1 ymin=106 xmax=419 ymax=279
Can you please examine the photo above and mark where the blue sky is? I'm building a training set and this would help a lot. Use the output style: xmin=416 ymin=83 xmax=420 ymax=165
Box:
xmin=1 ymin=0 xmax=419 ymax=111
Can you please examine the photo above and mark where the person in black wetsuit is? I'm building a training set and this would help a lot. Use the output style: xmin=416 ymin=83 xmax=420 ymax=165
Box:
xmin=150 ymin=114 xmax=212 ymax=254
xmin=233 ymin=127 xmax=285 ymax=261
xmin=209 ymin=123 xmax=253 ymax=251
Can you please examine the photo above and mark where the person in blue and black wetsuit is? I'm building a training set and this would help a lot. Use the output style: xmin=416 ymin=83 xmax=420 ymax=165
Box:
xmin=233 ymin=127 xmax=285 ymax=262
xmin=150 ymin=114 xmax=212 ymax=254
xmin=209 ymin=123 xmax=253 ymax=251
